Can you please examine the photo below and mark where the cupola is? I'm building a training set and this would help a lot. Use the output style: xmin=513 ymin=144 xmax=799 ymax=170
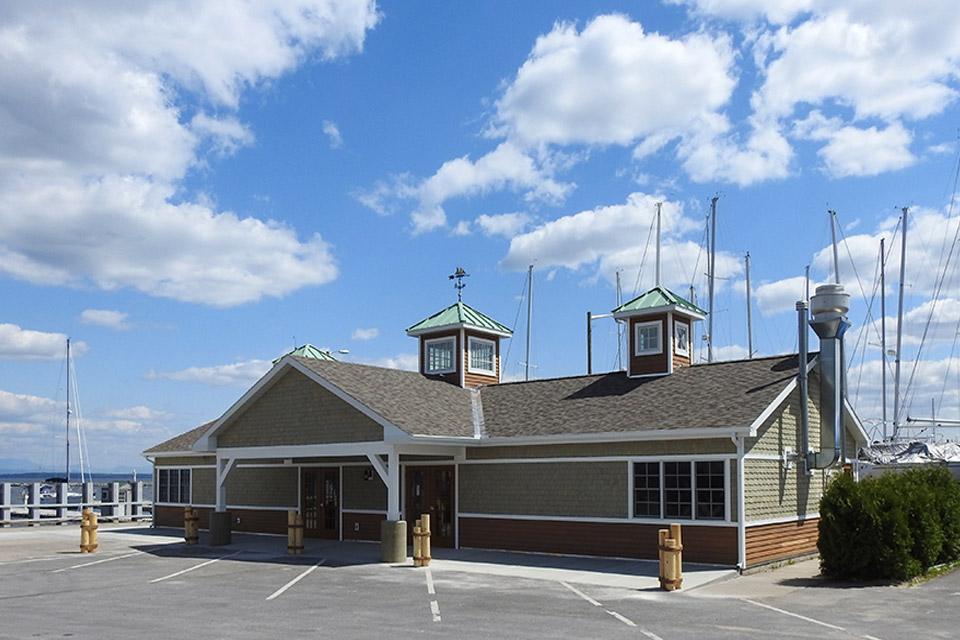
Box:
xmin=406 ymin=269 xmax=512 ymax=388
xmin=612 ymin=286 xmax=706 ymax=377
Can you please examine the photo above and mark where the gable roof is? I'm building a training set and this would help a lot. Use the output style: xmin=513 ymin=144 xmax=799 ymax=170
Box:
xmin=479 ymin=354 xmax=802 ymax=439
xmin=406 ymin=301 xmax=512 ymax=337
xmin=613 ymin=286 xmax=707 ymax=319
xmin=143 ymin=421 xmax=215 ymax=455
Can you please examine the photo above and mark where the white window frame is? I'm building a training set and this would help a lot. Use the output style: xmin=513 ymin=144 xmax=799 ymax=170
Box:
xmin=674 ymin=321 xmax=690 ymax=357
xmin=467 ymin=336 xmax=496 ymax=375
xmin=424 ymin=337 xmax=456 ymax=374
xmin=630 ymin=459 xmax=728 ymax=522
xmin=157 ymin=468 xmax=192 ymax=505
xmin=634 ymin=320 xmax=662 ymax=356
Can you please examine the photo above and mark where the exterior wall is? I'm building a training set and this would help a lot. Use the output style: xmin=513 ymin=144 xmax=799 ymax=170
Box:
xmin=155 ymin=455 xmax=216 ymax=466
xmin=192 ymin=467 xmax=216 ymax=504
xmin=418 ymin=331 xmax=460 ymax=385
xmin=729 ymin=458 xmax=739 ymax=523
xmin=628 ymin=314 xmax=669 ymax=376
xmin=216 ymin=369 xmax=383 ymax=447
xmin=342 ymin=512 xmax=384 ymax=542
xmin=459 ymin=517 xmax=737 ymax=564
xmin=154 ymin=505 xmax=288 ymax=535
xmin=223 ymin=466 xmax=298 ymax=508
xmin=459 ymin=461 xmax=627 ymax=518
xmin=466 ymin=439 xmax=736 ymax=460
xmin=463 ymin=329 xmax=500 ymax=388
xmin=745 ymin=518 xmax=820 ymax=567
xmin=342 ymin=465 xmax=387 ymax=511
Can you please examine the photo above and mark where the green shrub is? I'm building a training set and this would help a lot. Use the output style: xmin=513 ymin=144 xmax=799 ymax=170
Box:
xmin=818 ymin=465 xmax=960 ymax=580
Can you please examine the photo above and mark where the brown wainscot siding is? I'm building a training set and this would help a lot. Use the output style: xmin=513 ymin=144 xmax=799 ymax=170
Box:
xmin=745 ymin=518 xmax=819 ymax=567
xmin=459 ymin=517 xmax=737 ymax=565
xmin=154 ymin=505 xmax=289 ymax=535
xmin=628 ymin=314 xmax=669 ymax=376
xmin=342 ymin=512 xmax=385 ymax=542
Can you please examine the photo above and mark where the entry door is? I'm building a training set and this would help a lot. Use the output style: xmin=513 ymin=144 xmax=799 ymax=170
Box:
xmin=405 ymin=466 xmax=455 ymax=548
xmin=302 ymin=468 xmax=340 ymax=539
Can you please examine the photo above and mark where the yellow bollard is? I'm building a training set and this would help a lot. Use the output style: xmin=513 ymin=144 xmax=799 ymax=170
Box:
xmin=413 ymin=518 xmax=423 ymax=567
xmin=420 ymin=513 xmax=431 ymax=567
xmin=294 ymin=514 xmax=304 ymax=554
xmin=287 ymin=510 xmax=301 ymax=555
xmin=658 ymin=523 xmax=683 ymax=591
xmin=657 ymin=529 xmax=667 ymax=587
xmin=184 ymin=506 xmax=199 ymax=545
xmin=80 ymin=509 xmax=98 ymax=553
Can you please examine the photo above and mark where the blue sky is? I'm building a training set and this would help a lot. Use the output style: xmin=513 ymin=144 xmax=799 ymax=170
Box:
xmin=3 ymin=1 xmax=960 ymax=473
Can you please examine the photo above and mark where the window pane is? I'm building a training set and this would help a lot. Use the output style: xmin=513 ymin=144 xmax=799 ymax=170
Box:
xmin=675 ymin=324 xmax=689 ymax=353
xmin=633 ymin=462 xmax=661 ymax=518
xmin=470 ymin=340 xmax=494 ymax=373
xmin=695 ymin=461 xmax=725 ymax=520
xmin=663 ymin=461 xmax=692 ymax=519
xmin=427 ymin=340 xmax=454 ymax=372
xmin=179 ymin=469 xmax=191 ymax=504
xmin=158 ymin=469 xmax=169 ymax=503
xmin=637 ymin=324 xmax=660 ymax=352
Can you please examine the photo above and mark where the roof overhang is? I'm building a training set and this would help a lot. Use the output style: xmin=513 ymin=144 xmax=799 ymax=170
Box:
xmin=474 ymin=426 xmax=752 ymax=447
xmin=406 ymin=323 xmax=513 ymax=338
xmin=612 ymin=304 xmax=706 ymax=323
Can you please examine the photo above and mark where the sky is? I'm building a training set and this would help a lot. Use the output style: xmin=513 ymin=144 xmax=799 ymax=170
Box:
xmin=2 ymin=0 xmax=960 ymax=474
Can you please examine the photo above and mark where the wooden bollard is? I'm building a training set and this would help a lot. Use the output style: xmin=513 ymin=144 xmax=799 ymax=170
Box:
xmin=287 ymin=510 xmax=304 ymax=555
xmin=658 ymin=523 xmax=683 ymax=591
xmin=420 ymin=513 xmax=431 ymax=567
xmin=80 ymin=509 xmax=98 ymax=553
xmin=413 ymin=518 xmax=423 ymax=567
xmin=184 ymin=506 xmax=199 ymax=545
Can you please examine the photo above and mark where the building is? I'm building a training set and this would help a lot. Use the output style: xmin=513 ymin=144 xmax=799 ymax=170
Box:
xmin=144 ymin=287 xmax=867 ymax=569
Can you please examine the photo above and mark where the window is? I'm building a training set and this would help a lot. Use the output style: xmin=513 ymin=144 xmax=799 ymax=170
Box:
xmin=633 ymin=462 xmax=661 ymax=518
xmin=634 ymin=321 xmax=662 ymax=355
xmin=425 ymin=337 xmax=455 ymax=374
xmin=632 ymin=460 xmax=726 ymax=521
xmin=674 ymin=321 xmax=690 ymax=356
xmin=695 ymin=461 xmax=725 ymax=520
xmin=664 ymin=461 xmax=692 ymax=519
xmin=157 ymin=468 xmax=191 ymax=504
xmin=468 ymin=337 xmax=496 ymax=375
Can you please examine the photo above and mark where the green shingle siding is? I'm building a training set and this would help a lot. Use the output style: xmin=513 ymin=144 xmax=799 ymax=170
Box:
xmin=192 ymin=468 xmax=216 ymax=504
xmin=342 ymin=466 xmax=386 ymax=511
xmin=224 ymin=467 xmax=299 ymax=508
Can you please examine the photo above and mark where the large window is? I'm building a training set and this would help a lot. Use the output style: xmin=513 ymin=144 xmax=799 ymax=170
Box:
xmin=157 ymin=468 xmax=191 ymax=504
xmin=633 ymin=460 xmax=726 ymax=521
xmin=634 ymin=320 xmax=662 ymax=355
xmin=468 ymin=337 xmax=495 ymax=375
xmin=425 ymin=337 xmax=455 ymax=374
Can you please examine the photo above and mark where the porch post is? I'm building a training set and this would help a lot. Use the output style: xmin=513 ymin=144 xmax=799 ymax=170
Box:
xmin=380 ymin=447 xmax=406 ymax=562
xmin=211 ymin=456 xmax=237 ymax=546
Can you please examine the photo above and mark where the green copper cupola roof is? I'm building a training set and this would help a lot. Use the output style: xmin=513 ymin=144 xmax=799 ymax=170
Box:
xmin=406 ymin=301 xmax=513 ymax=338
xmin=272 ymin=343 xmax=339 ymax=364
xmin=612 ymin=286 xmax=706 ymax=320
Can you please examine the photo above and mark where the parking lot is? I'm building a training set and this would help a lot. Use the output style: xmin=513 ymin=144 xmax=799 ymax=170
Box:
xmin=1 ymin=523 xmax=958 ymax=639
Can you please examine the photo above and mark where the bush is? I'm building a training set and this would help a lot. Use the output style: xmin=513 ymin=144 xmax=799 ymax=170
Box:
xmin=818 ymin=465 xmax=960 ymax=580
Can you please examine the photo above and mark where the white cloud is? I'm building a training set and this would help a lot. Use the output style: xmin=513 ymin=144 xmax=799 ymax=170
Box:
xmin=0 ymin=324 xmax=87 ymax=361
xmin=79 ymin=309 xmax=132 ymax=331
xmin=357 ymin=353 xmax=419 ymax=371
xmin=475 ymin=212 xmax=532 ymax=238
xmin=754 ymin=276 xmax=811 ymax=315
xmin=817 ymin=123 xmax=915 ymax=178
xmin=0 ymin=389 xmax=58 ymax=431
xmin=351 ymin=328 xmax=379 ymax=340
xmin=322 ymin=120 xmax=344 ymax=148
xmin=489 ymin=14 xmax=737 ymax=149
xmin=0 ymin=1 xmax=378 ymax=306
xmin=146 ymin=359 xmax=273 ymax=387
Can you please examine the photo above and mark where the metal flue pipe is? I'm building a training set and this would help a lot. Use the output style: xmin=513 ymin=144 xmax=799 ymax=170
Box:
xmin=807 ymin=284 xmax=851 ymax=470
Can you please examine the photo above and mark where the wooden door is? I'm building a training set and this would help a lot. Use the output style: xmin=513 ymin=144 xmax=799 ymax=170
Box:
xmin=302 ymin=468 xmax=340 ymax=539
xmin=406 ymin=466 xmax=455 ymax=547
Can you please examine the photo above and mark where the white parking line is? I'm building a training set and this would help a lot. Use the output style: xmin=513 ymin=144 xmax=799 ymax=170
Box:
xmin=425 ymin=567 xmax=436 ymax=595
xmin=430 ymin=600 xmax=441 ymax=622
xmin=743 ymin=598 xmax=883 ymax=639
xmin=53 ymin=551 xmax=143 ymax=573
xmin=424 ymin=567 xmax=440 ymax=622
xmin=149 ymin=551 xmax=241 ymax=583
xmin=560 ymin=582 xmax=663 ymax=639
xmin=265 ymin=560 xmax=326 ymax=601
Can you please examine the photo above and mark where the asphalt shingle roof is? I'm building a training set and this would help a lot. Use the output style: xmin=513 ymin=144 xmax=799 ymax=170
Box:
xmin=143 ymin=421 xmax=215 ymax=454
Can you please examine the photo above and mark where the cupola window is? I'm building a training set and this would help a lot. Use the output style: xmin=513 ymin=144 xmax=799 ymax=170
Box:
xmin=468 ymin=337 xmax=495 ymax=374
xmin=674 ymin=322 xmax=689 ymax=357
xmin=425 ymin=337 xmax=455 ymax=374
xmin=634 ymin=321 xmax=662 ymax=355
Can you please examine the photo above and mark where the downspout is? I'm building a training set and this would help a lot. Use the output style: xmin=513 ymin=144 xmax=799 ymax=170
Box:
xmin=807 ymin=284 xmax=851 ymax=470
xmin=733 ymin=434 xmax=746 ymax=571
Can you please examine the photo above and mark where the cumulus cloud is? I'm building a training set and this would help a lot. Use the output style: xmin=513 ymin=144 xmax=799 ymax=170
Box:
xmin=0 ymin=1 xmax=379 ymax=306
xmin=475 ymin=212 xmax=533 ymax=238
xmin=356 ymin=353 xmax=419 ymax=371
xmin=0 ymin=324 xmax=87 ymax=361
xmin=79 ymin=309 xmax=132 ymax=331
xmin=146 ymin=359 xmax=273 ymax=387
xmin=351 ymin=327 xmax=379 ymax=340
xmin=323 ymin=120 xmax=344 ymax=148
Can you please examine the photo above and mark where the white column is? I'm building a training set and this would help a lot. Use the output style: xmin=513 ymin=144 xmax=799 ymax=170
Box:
xmin=216 ymin=457 xmax=237 ymax=511
xmin=387 ymin=448 xmax=401 ymax=521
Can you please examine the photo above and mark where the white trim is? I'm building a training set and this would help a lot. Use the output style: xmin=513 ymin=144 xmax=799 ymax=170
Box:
xmin=155 ymin=464 xmax=215 ymax=469
xmin=475 ymin=427 xmax=750 ymax=446
xmin=748 ymin=376 xmax=799 ymax=437
xmin=407 ymin=323 xmax=512 ymax=339
xmin=461 ymin=453 xmax=738 ymax=465
xmin=667 ymin=313 xmax=674 ymax=374
xmin=743 ymin=453 xmax=790 ymax=461
xmin=458 ymin=329 xmax=465 ymax=387
xmin=467 ymin=335 xmax=497 ymax=376
xmin=457 ymin=512 xmax=737 ymax=527
xmin=633 ymin=320 xmax=663 ymax=356
xmin=424 ymin=336 xmax=456 ymax=375
xmin=735 ymin=435 xmax=746 ymax=571
xmin=613 ymin=304 xmax=706 ymax=323
xmin=745 ymin=513 xmax=820 ymax=527
xmin=218 ymin=442 xmax=393 ymax=459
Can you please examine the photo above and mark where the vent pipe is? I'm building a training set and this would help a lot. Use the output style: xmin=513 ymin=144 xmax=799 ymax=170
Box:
xmin=796 ymin=301 xmax=810 ymax=473
xmin=806 ymin=283 xmax=850 ymax=470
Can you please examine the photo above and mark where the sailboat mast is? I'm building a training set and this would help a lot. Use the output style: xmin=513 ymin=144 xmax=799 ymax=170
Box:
xmin=525 ymin=264 xmax=533 ymax=382
xmin=616 ymin=270 xmax=623 ymax=371
xmin=65 ymin=338 xmax=71 ymax=484
xmin=655 ymin=202 xmax=662 ymax=287
xmin=708 ymin=196 xmax=718 ymax=363
xmin=893 ymin=207 xmax=908 ymax=440
xmin=880 ymin=238 xmax=888 ymax=439
xmin=745 ymin=252 xmax=753 ymax=359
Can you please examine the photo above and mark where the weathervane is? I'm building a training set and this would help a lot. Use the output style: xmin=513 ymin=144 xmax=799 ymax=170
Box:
xmin=449 ymin=266 xmax=469 ymax=300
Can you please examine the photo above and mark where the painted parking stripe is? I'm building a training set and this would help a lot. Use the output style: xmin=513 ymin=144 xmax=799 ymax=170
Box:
xmin=430 ymin=600 xmax=441 ymax=622
xmin=743 ymin=598 xmax=883 ymax=640
xmin=149 ymin=551 xmax=241 ymax=583
xmin=265 ymin=559 xmax=326 ymax=601
xmin=425 ymin=567 xmax=436 ymax=595
xmin=560 ymin=582 xmax=663 ymax=639
xmin=53 ymin=551 xmax=143 ymax=573
xmin=424 ymin=567 xmax=440 ymax=622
